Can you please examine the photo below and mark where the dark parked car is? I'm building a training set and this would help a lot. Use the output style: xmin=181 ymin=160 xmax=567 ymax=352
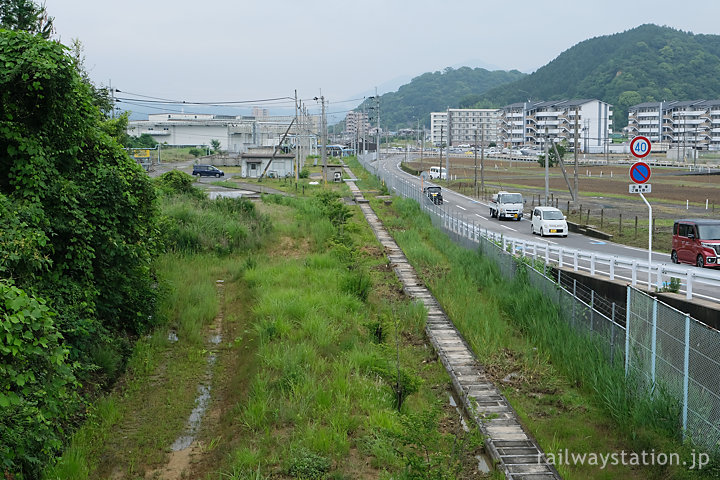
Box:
xmin=192 ymin=164 xmax=224 ymax=177
xmin=671 ymin=219 xmax=720 ymax=268
xmin=424 ymin=186 xmax=443 ymax=205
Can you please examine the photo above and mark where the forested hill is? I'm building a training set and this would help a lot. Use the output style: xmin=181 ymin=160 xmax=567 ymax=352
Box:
xmin=359 ymin=67 xmax=525 ymax=129
xmin=474 ymin=24 xmax=720 ymax=129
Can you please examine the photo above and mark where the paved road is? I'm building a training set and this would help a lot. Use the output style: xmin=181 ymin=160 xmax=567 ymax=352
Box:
xmin=374 ymin=153 xmax=720 ymax=303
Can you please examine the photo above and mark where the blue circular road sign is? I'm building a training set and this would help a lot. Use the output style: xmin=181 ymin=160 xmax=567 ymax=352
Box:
xmin=630 ymin=162 xmax=651 ymax=184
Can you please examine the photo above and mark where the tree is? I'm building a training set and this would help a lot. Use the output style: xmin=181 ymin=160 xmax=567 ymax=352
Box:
xmin=0 ymin=0 xmax=53 ymax=38
xmin=210 ymin=138 xmax=221 ymax=154
xmin=0 ymin=29 xmax=160 ymax=476
xmin=537 ymin=143 xmax=567 ymax=168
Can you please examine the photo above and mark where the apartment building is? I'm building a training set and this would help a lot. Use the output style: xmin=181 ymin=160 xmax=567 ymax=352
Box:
xmin=430 ymin=109 xmax=500 ymax=146
xmin=626 ymin=100 xmax=720 ymax=151
xmin=344 ymin=111 xmax=370 ymax=139
xmin=499 ymin=99 xmax=613 ymax=153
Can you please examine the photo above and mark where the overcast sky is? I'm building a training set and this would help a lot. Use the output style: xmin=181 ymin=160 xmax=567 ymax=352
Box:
xmin=48 ymin=0 xmax=720 ymax=119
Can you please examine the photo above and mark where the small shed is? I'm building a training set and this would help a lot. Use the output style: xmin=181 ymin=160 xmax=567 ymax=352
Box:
xmin=241 ymin=147 xmax=294 ymax=178
xmin=322 ymin=164 xmax=344 ymax=182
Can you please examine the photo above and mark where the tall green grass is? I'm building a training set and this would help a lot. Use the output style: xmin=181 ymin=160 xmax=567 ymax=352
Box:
xmin=373 ymin=195 xmax=720 ymax=478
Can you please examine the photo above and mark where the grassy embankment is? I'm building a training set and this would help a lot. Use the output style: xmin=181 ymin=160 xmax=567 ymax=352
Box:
xmin=45 ymin=177 xmax=489 ymax=480
xmin=348 ymin=156 xmax=719 ymax=480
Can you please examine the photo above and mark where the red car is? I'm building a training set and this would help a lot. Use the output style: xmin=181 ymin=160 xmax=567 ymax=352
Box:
xmin=671 ymin=219 xmax=720 ymax=268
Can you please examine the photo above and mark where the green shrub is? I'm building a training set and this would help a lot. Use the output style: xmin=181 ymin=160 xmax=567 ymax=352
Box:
xmin=285 ymin=448 xmax=330 ymax=479
xmin=0 ymin=281 xmax=79 ymax=478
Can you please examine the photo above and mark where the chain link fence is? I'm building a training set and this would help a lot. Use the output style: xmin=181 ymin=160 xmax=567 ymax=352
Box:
xmin=357 ymin=154 xmax=720 ymax=451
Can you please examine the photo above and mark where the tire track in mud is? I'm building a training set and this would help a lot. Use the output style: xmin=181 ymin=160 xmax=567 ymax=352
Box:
xmin=147 ymin=279 xmax=225 ymax=480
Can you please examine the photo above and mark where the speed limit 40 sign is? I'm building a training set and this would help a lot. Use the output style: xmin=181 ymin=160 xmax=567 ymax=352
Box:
xmin=630 ymin=136 xmax=651 ymax=158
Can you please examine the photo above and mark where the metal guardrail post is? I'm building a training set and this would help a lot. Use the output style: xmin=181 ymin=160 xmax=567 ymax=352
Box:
xmin=545 ymin=244 xmax=549 ymax=265
xmin=609 ymin=258 xmax=615 ymax=281
xmin=590 ymin=254 xmax=596 ymax=276
xmin=686 ymin=271 xmax=693 ymax=300
xmin=573 ymin=251 xmax=579 ymax=272
xmin=590 ymin=290 xmax=595 ymax=331
xmin=631 ymin=261 xmax=638 ymax=286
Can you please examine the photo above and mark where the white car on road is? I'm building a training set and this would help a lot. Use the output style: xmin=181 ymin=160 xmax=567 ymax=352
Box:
xmin=531 ymin=206 xmax=568 ymax=237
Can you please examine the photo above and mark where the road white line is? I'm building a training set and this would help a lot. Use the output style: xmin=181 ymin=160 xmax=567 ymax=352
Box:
xmin=456 ymin=205 xmax=467 ymax=211
xmin=499 ymin=224 xmax=516 ymax=231
xmin=475 ymin=214 xmax=488 ymax=220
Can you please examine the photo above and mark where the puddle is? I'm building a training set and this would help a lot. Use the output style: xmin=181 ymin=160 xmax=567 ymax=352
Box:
xmin=168 ymin=288 xmax=224 ymax=452
xmin=170 ymin=384 xmax=211 ymax=451
xmin=207 ymin=190 xmax=255 ymax=200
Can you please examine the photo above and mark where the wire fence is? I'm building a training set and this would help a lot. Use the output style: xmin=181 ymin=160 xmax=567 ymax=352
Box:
xmin=358 ymin=154 xmax=720 ymax=452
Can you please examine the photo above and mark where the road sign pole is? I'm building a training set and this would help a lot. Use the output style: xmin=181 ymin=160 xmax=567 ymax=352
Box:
xmin=639 ymin=192 xmax=653 ymax=289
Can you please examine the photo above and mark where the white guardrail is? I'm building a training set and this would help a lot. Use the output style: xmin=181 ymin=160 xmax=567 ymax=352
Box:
xmin=359 ymin=154 xmax=720 ymax=304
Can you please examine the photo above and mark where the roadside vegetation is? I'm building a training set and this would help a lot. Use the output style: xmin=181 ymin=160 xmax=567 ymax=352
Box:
xmin=44 ymin=175 xmax=490 ymax=479
xmin=348 ymin=156 xmax=720 ymax=479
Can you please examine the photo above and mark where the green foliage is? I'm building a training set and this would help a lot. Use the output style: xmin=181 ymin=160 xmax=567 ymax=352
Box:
xmin=0 ymin=280 xmax=79 ymax=478
xmin=159 ymin=195 xmax=269 ymax=254
xmin=210 ymin=138 xmax=221 ymax=154
xmin=125 ymin=133 xmax=158 ymax=149
xmin=299 ymin=167 xmax=310 ymax=179
xmin=314 ymin=191 xmax=352 ymax=228
xmin=188 ymin=147 xmax=203 ymax=157
xmin=354 ymin=67 xmax=525 ymax=129
xmin=0 ymin=0 xmax=54 ymax=38
xmin=153 ymin=170 xmax=205 ymax=199
xmin=285 ymin=448 xmax=331 ymax=479
xmin=537 ymin=143 xmax=566 ymax=167
xmin=387 ymin=408 xmax=482 ymax=479
xmin=477 ymin=24 xmax=720 ymax=129
xmin=0 ymin=30 xmax=160 ymax=475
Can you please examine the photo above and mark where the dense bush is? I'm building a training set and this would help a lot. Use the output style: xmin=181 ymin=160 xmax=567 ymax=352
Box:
xmin=0 ymin=30 xmax=160 ymax=476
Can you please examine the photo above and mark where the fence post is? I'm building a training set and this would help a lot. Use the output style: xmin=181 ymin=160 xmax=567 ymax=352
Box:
xmin=611 ymin=303 xmax=616 ymax=364
xmin=651 ymin=297 xmax=658 ymax=390
xmin=683 ymin=314 xmax=690 ymax=440
xmin=572 ymin=279 xmax=577 ymax=327
xmin=625 ymin=287 xmax=631 ymax=377
xmin=590 ymin=290 xmax=595 ymax=331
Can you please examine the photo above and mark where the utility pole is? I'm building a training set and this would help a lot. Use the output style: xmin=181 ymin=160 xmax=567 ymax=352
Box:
xmin=480 ymin=125 xmax=485 ymax=200
xmin=474 ymin=127 xmax=478 ymax=197
xmin=294 ymin=90 xmax=299 ymax=183
xmin=544 ymin=127 xmax=549 ymax=205
xmin=376 ymin=89 xmax=381 ymax=165
xmin=445 ymin=109 xmax=450 ymax=180
xmin=574 ymin=107 xmax=579 ymax=209
xmin=439 ymin=125 xmax=444 ymax=179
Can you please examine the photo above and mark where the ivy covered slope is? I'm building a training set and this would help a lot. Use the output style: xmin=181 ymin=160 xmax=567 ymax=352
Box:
xmin=476 ymin=24 xmax=720 ymax=129
xmin=0 ymin=30 xmax=159 ymax=477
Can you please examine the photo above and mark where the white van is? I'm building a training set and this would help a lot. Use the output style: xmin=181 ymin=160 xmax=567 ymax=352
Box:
xmin=429 ymin=166 xmax=447 ymax=180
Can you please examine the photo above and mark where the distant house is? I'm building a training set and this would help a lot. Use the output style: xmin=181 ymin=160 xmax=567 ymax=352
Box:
xmin=240 ymin=147 xmax=295 ymax=178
